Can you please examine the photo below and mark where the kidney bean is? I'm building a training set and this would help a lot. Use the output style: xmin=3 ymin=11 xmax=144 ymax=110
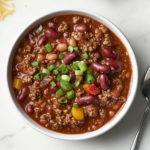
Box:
xmin=94 ymin=52 xmax=101 ymax=59
xmin=27 ymin=105 xmax=34 ymax=113
xmin=18 ymin=87 xmax=28 ymax=101
xmin=37 ymin=54 xmax=45 ymax=61
xmin=41 ymin=60 xmax=47 ymax=65
xmin=48 ymin=21 xmax=57 ymax=27
xmin=77 ymin=95 xmax=95 ymax=105
xmin=102 ymin=48 xmax=120 ymax=59
xmin=57 ymin=43 xmax=68 ymax=52
xmin=106 ymin=60 xmax=123 ymax=72
xmin=69 ymin=72 xmax=75 ymax=83
xmin=99 ymin=74 xmax=109 ymax=90
xmin=63 ymin=52 xmax=77 ymax=64
xmin=92 ymin=62 xmax=110 ymax=74
xmin=50 ymin=85 xmax=61 ymax=92
xmin=37 ymin=35 xmax=47 ymax=47
xmin=47 ymin=54 xmax=58 ymax=61
xmin=75 ymin=24 xmax=88 ymax=32
xmin=45 ymin=28 xmax=61 ymax=39
xmin=84 ymin=60 xmax=90 ymax=66
xmin=69 ymin=37 xmax=77 ymax=47
xmin=64 ymin=33 xmax=71 ymax=39
xmin=112 ymin=41 xmax=118 ymax=48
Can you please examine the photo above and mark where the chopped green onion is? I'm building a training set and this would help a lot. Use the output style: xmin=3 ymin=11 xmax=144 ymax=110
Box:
xmin=32 ymin=61 xmax=41 ymax=67
xmin=56 ymin=74 xmax=61 ymax=81
xmin=73 ymin=104 xmax=78 ymax=108
xmin=73 ymin=47 xmax=79 ymax=52
xmin=48 ymin=64 xmax=56 ymax=71
xmin=78 ymin=61 xmax=88 ymax=71
xmin=50 ymin=81 xmax=56 ymax=87
xmin=54 ymin=69 xmax=59 ymax=75
xmin=82 ymin=52 xmax=89 ymax=60
xmin=58 ymin=54 xmax=64 ymax=60
xmin=42 ymin=68 xmax=50 ymax=75
xmin=61 ymin=80 xmax=72 ymax=90
xmin=75 ymin=81 xmax=80 ymax=87
xmin=58 ymin=63 xmax=66 ymax=71
xmin=87 ymin=66 xmax=93 ymax=74
xmin=86 ymin=74 xmax=95 ymax=84
xmin=45 ymin=44 xmax=53 ymax=52
xmin=56 ymin=89 xmax=64 ymax=96
xmin=35 ymin=72 xmax=43 ymax=80
xmin=68 ymin=45 xmax=74 ymax=53
xmin=67 ymin=90 xmax=74 ymax=99
xmin=66 ymin=65 xmax=71 ymax=70
xmin=75 ymin=70 xmax=83 ymax=75
xmin=73 ymin=61 xmax=80 ymax=70
xmin=61 ymin=75 xmax=71 ymax=82
xmin=58 ymin=98 xmax=68 ymax=103
xmin=61 ymin=68 xmax=69 ymax=74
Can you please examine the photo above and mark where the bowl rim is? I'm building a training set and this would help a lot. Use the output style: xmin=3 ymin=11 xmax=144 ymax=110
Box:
xmin=6 ymin=8 xmax=138 ymax=140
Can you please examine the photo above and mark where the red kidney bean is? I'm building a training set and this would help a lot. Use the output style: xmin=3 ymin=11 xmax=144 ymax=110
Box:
xmin=75 ymin=24 xmax=88 ymax=32
xmin=50 ymin=85 xmax=61 ymax=92
xmin=41 ymin=60 xmax=47 ymax=65
xmin=92 ymin=62 xmax=110 ymax=74
xmin=99 ymin=74 xmax=109 ymax=90
xmin=37 ymin=35 xmax=47 ymax=47
xmin=103 ymin=48 xmax=120 ymax=59
xmin=45 ymin=28 xmax=61 ymax=39
xmin=69 ymin=72 xmax=75 ymax=83
xmin=27 ymin=105 xmax=34 ymax=113
xmin=84 ymin=60 xmax=90 ymax=66
xmin=77 ymin=95 xmax=95 ymax=105
xmin=48 ymin=21 xmax=57 ymax=27
xmin=63 ymin=52 xmax=77 ymax=64
xmin=18 ymin=87 xmax=28 ymax=101
xmin=64 ymin=33 xmax=71 ymax=39
xmin=106 ymin=60 xmax=123 ymax=72
xmin=112 ymin=41 xmax=118 ymax=48
xmin=94 ymin=52 xmax=101 ymax=59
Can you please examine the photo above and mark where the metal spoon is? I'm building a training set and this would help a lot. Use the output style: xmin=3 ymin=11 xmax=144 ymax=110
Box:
xmin=131 ymin=65 xmax=150 ymax=150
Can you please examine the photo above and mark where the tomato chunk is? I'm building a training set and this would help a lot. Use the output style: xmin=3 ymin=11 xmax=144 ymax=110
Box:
xmin=84 ymin=84 xmax=100 ymax=95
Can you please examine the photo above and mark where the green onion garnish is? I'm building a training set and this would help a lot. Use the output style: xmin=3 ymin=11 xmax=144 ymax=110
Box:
xmin=58 ymin=54 xmax=64 ymax=60
xmin=50 ymin=81 xmax=56 ymax=87
xmin=56 ymin=89 xmax=64 ymax=96
xmin=45 ymin=44 xmax=53 ymax=52
xmin=58 ymin=63 xmax=66 ymax=71
xmin=82 ymin=52 xmax=89 ymax=60
xmin=73 ymin=61 xmax=80 ymax=71
xmin=60 ymin=80 xmax=72 ymax=90
xmin=61 ymin=68 xmax=69 ymax=74
xmin=42 ymin=68 xmax=50 ymax=75
xmin=56 ymin=74 xmax=61 ymax=81
xmin=75 ymin=81 xmax=80 ymax=87
xmin=54 ymin=69 xmax=59 ymax=75
xmin=32 ymin=61 xmax=41 ymax=67
xmin=86 ymin=74 xmax=95 ymax=84
xmin=73 ymin=104 xmax=78 ymax=108
xmin=66 ymin=65 xmax=71 ymax=70
xmin=67 ymin=90 xmax=74 ymax=99
xmin=75 ymin=70 xmax=83 ymax=75
xmin=58 ymin=98 xmax=68 ymax=104
xmin=48 ymin=64 xmax=56 ymax=71
xmin=61 ymin=75 xmax=71 ymax=82
xmin=78 ymin=61 xmax=88 ymax=71
xmin=35 ymin=72 xmax=43 ymax=80
xmin=73 ymin=47 xmax=79 ymax=52
xmin=68 ymin=45 xmax=74 ymax=53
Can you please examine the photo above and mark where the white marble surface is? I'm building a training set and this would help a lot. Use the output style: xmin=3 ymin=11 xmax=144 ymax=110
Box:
xmin=1 ymin=0 xmax=150 ymax=149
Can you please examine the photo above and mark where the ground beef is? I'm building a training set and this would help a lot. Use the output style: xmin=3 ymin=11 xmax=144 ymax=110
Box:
xmin=73 ymin=16 xmax=82 ymax=23
xmin=29 ymin=81 xmax=42 ymax=101
xmin=75 ymin=87 xmax=84 ymax=97
xmin=118 ymin=96 xmax=126 ymax=104
xmin=22 ymin=75 xmax=33 ymax=83
xmin=102 ymin=34 xmax=112 ymax=47
xmin=24 ymin=45 xmax=32 ymax=53
xmin=27 ymin=67 xmax=37 ymax=75
xmin=99 ymin=108 xmax=107 ymax=119
xmin=99 ymin=26 xmax=108 ymax=33
xmin=83 ymin=104 xmax=98 ymax=117
xmin=58 ymin=23 xmax=69 ymax=32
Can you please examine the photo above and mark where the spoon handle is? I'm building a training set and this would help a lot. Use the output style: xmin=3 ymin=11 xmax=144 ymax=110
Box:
xmin=130 ymin=105 xmax=150 ymax=150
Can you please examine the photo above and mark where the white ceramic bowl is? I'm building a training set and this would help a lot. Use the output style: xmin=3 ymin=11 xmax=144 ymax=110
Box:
xmin=6 ymin=9 xmax=138 ymax=140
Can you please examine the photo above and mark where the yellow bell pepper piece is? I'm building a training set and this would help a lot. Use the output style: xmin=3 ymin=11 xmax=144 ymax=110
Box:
xmin=83 ymin=83 xmax=89 ymax=88
xmin=125 ymin=72 xmax=130 ymax=78
xmin=72 ymin=107 xmax=84 ymax=120
xmin=13 ymin=78 xmax=22 ymax=90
